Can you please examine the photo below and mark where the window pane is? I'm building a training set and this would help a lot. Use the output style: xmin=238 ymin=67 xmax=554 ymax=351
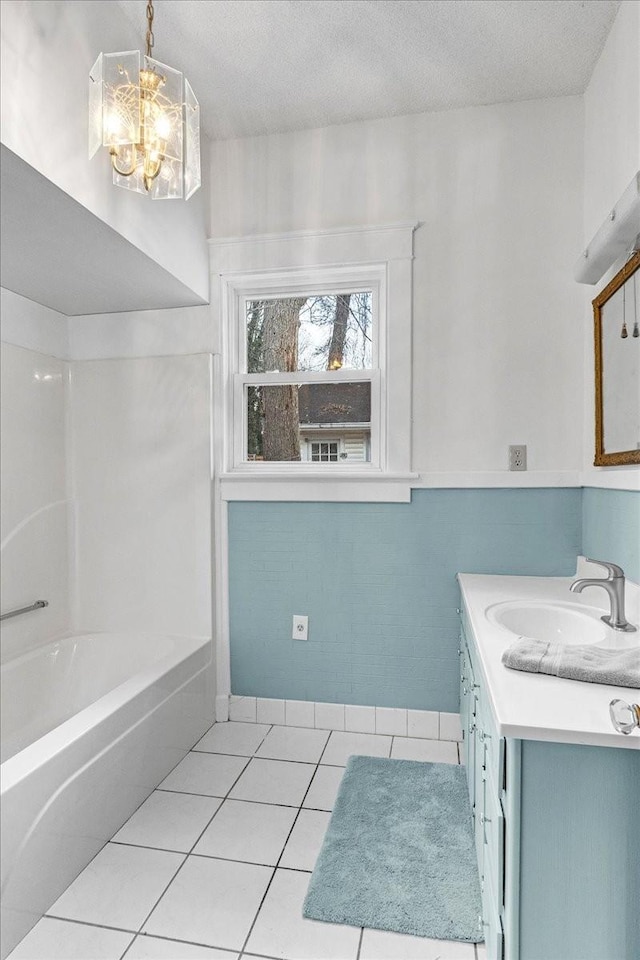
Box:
xmin=310 ymin=441 xmax=340 ymax=462
xmin=246 ymin=293 xmax=372 ymax=373
xmin=246 ymin=382 xmax=371 ymax=462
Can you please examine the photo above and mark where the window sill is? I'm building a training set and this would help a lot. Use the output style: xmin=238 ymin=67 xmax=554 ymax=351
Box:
xmin=218 ymin=470 xmax=418 ymax=502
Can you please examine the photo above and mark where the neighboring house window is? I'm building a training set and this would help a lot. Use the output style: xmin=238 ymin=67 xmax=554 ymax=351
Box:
xmin=310 ymin=440 xmax=339 ymax=462
xmin=213 ymin=223 xmax=415 ymax=499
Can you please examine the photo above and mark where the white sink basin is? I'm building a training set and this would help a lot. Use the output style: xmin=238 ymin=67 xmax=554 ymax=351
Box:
xmin=486 ymin=600 xmax=608 ymax=645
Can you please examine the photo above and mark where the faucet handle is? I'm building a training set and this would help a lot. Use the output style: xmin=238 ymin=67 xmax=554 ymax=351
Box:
xmin=584 ymin=558 xmax=625 ymax=579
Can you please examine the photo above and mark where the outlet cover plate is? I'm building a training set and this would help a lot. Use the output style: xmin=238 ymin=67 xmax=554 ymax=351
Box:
xmin=292 ymin=615 xmax=308 ymax=641
xmin=508 ymin=444 xmax=527 ymax=471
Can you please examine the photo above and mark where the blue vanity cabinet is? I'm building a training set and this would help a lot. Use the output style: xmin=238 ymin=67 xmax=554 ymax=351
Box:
xmin=458 ymin=640 xmax=477 ymax=802
xmin=460 ymin=613 xmax=505 ymax=957
xmin=459 ymin=607 xmax=640 ymax=960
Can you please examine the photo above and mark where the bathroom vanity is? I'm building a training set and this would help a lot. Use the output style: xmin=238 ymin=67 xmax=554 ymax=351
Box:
xmin=458 ymin=569 xmax=639 ymax=960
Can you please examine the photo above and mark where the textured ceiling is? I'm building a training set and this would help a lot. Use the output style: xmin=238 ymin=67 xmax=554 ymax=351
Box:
xmin=116 ymin=0 xmax=620 ymax=140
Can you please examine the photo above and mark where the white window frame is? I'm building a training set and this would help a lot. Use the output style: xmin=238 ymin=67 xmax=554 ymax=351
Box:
xmin=210 ymin=222 xmax=417 ymax=502
xmin=229 ymin=265 xmax=383 ymax=474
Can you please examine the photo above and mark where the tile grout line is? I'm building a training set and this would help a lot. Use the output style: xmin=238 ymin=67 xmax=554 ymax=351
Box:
xmin=317 ymin=728 xmax=333 ymax=766
xmin=127 ymin=725 xmax=327 ymax=958
xmin=37 ymin=914 xmax=139 ymax=937
xmin=179 ymin=721 xmax=276 ymax=853
xmin=41 ymin=725 xmax=464 ymax=960
xmin=43 ymin=738 xmax=236 ymax=960
xmin=43 ymin=717 xmax=236 ymax=952
xmin=156 ymin=785 xmax=331 ymax=811
xmin=55 ymin=723 xmax=271 ymax=958
xmin=237 ymin=729 xmax=332 ymax=959
xmin=33 ymin=723 xmax=303 ymax=960
xmin=109 ymin=839 xmax=314 ymax=872
xmin=178 ymin=723 xmax=456 ymax=954
xmin=132 ymin=731 xmax=278 ymax=943
xmin=121 ymin=928 xmax=241 ymax=958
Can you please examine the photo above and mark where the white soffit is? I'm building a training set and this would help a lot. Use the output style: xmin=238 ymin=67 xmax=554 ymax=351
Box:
xmin=117 ymin=0 xmax=620 ymax=140
xmin=0 ymin=146 xmax=207 ymax=316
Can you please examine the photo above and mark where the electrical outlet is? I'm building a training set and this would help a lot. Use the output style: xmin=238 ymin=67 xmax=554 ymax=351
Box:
xmin=292 ymin=615 xmax=308 ymax=641
xmin=508 ymin=445 xmax=527 ymax=471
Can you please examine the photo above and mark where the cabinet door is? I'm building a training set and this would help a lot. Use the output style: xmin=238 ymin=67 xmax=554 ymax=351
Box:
xmin=483 ymin=766 xmax=506 ymax=912
xmin=459 ymin=643 xmax=470 ymax=769
xmin=482 ymin=867 xmax=505 ymax=960
xmin=474 ymin=726 xmax=486 ymax=878
xmin=459 ymin=643 xmax=475 ymax=779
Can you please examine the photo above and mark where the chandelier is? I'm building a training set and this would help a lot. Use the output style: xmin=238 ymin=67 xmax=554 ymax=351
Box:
xmin=89 ymin=1 xmax=200 ymax=200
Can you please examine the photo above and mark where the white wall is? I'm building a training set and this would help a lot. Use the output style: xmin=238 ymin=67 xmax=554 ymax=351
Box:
xmin=68 ymin=305 xmax=215 ymax=360
xmin=584 ymin=0 xmax=640 ymax=243
xmin=0 ymin=292 xmax=71 ymax=662
xmin=70 ymin=353 xmax=214 ymax=638
xmin=0 ymin=0 xmax=209 ymax=301
xmin=582 ymin=0 xmax=640 ymax=488
xmin=0 ymin=288 xmax=69 ymax=359
xmin=209 ymin=95 xmax=585 ymax=476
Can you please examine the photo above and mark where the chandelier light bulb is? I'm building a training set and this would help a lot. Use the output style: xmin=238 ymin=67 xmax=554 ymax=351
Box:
xmin=154 ymin=114 xmax=172 ymax=140
xmin=88 ymin=0 xmax=200 ymax=200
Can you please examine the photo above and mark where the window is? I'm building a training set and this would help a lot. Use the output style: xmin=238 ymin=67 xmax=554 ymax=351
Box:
xmin=240 ymin=289 xmax=377 ymax=466
xmin=310 ymin=441 xmax=339 ymax=462
xmin=213 ymin=223 xmax=415 ymax=500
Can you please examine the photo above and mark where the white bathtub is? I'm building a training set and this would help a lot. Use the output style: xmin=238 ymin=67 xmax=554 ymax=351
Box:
xmin=0 ymin=632 xmax=214 ymax=959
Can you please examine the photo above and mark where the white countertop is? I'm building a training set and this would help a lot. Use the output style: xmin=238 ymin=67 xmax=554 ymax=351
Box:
xmin=458 ymin=560 xmax=640 ymax=750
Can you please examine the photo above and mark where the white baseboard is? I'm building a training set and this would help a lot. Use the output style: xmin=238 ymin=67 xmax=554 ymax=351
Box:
xmin=225 ymin=696 xmax=463 ymax=741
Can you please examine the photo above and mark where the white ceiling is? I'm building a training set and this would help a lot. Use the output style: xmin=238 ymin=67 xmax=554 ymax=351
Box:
xmin=117 ymin=0 xmax=620 ymax=141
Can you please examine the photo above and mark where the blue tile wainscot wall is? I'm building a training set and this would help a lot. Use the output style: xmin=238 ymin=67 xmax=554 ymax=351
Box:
xmin=582 ymin=487 xmax=640 ymax=584
xmin=228 ymin=488 xmax=582 ymax=711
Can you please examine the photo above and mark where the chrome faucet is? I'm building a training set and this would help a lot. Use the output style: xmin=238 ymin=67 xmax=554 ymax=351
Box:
xmin=570 ymin=559 xmax=637 ymax=632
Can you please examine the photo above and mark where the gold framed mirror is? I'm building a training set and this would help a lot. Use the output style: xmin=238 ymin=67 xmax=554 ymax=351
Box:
xmin=594 ymin=250 xmax=640 ymax=466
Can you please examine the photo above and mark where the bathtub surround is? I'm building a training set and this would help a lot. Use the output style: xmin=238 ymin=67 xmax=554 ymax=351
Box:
xmin=70 ymin=354 xmax=214 ymax=637
xmin=0 ymin=300 xmax=71 ymax=663
xmin=1 ymin=293 xmax=218 ymax=956
xmin=1 ymin=289 xmax=216 ymax=655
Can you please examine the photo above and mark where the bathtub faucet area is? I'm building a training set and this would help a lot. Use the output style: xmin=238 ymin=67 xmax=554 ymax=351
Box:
xmin=570 ymin=559 xmax=637 ymax=633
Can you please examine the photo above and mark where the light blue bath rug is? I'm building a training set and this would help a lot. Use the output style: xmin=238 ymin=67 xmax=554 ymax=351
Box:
xmin=303 ymin=756 xmax=482 ymax=942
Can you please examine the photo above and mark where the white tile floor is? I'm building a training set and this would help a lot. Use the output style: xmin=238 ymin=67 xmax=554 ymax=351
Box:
xmin=9 ymin=722 xmax=485 ymax=960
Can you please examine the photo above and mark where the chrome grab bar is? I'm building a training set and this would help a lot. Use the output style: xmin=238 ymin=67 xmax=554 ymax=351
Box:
xmin=0 ymin=600 xmax=49 ymax=622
